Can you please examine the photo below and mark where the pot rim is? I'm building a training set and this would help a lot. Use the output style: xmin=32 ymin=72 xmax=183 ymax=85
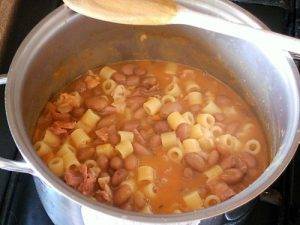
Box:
xmin=5 ymin=1 xmax=300 ymax=223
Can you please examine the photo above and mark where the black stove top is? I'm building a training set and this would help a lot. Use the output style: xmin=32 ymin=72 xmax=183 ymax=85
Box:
xmin=0 ymin=1 xmax=300 ymax=225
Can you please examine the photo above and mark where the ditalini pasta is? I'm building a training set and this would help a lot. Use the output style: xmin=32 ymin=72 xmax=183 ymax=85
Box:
xmin=33 ymin=60 xmax=269 ymax=214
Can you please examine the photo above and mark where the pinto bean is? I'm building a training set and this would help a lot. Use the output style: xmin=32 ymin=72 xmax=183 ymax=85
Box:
xmin=226 ymin=122 xmax=240 ymax=135
xmin=133 ymin=192 xmax=146 ymax=210
xmin=99 ymin=106 xmax=117 ymax=116
xmin=153 ymin=120 xmax=169 ymax=134
xmin=220 ymin=168 xmax=244 ymax=184
xmin=97 ymin=154 xmax=109 ymax=170
xmin=216 ymin=95 xmax=232 ymax=106
xmin=183 ymin=167 xmax=194 ymax=179
xmin=141 ymin=76 xmax=157 ymax=88
xmin=85 ymin=96 xmax=108 ymax=111
xmin=184 ymin=153 xmax=206 ymax=172
xmin=120 ymin=198 xmax=133 ymax=211
xmin=97 ymin=115 xmax=116 ymax=128
xmin=207 ymin=150 xmax=220 ymax=166
xmin=176 ymin=123 xmax=191 ymax=141
xmin=112 ymin=169 xmax=128 ymax=186
xmin=133 ymin=129 xmax=146 ymax=145
xmin=124 ymin=155 xmax=138 ymax=170
xmin=127 ymin=96 xmax=146 ymax=106
xmin=134 ymin=107 xmax=146 ymax=119
xmin=110 ymin=156 xmax=123 ymax=170
xmin=160 ymin=102 xmax=183 ymax=118
xmin=198 ymin=186 xmax=208 ymax=198
xmin=126 ymin=75 xmax=140 ymax=86
xmin=220 ymin=155 xmax=247 ymax=174
xmin=239 ymin=152 xmax=257 ymax=169
xmin=149 ymin=134 xmax=162 ymax=149
xmin=77 ymin=147 xmax=95 ymax=162
xmin=122 ymin=64 xmax=136 ymax=76
xmin=112 ymin=72 xmax=126 ymax=84
xmin=113 ymin=184 xmax=132 ymax=206
xmin=214 ymin=113 xmax=225 ymax=122
xmin=207 ymin=180 xmax=235 ymax=201
xmin=71 ymin=107 xmax=86 ymax=118
xmin=133 ymin=142 xmax=152 ymax=156
xmin=64 ymin=166 xmax=83 ymax=187
xmin=123 ymin=120 xmax=140 ymax=131
xmin=134 ymin=67 xmax=147 ymax=76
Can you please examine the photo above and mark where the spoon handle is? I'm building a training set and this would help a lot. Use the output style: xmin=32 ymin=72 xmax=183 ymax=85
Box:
xmin=173 ymin=7 xmax=300 ymax=57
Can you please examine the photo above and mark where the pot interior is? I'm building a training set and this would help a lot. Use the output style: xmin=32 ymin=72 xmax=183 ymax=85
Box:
xmin=7 ymin=1 xmax=300 ymax=222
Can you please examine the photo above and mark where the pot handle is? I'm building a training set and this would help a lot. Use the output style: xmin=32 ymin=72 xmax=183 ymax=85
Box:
xmin=0 ymin=74 xmax=35 ymax=175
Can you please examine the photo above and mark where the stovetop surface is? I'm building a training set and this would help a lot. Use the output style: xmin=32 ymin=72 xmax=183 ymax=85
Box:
xmin=0 ymin=1 xmax=300 ymax=225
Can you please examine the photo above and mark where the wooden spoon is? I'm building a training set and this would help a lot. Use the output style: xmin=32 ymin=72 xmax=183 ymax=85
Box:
xmin=63 ymin=0 xmax=300 ymax=58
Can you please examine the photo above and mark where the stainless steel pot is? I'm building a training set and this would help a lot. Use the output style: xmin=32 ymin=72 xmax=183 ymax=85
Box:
xmin=0 ymin=1 xmax=300 ymax=225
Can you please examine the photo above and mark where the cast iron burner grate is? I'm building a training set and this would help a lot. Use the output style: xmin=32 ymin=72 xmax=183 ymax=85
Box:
xmin=0 ymin=1 xmax=299 ymax=225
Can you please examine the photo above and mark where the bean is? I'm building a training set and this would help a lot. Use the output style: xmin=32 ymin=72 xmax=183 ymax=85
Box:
xmin=160 ymin=102 xmax=183 ymax=118
xmin=190 ymin=104 xmax=201 ymax=114
xmin=216 ymin=95 xmax=232 ymax=106
xmin=220 ymin=168 xmax=244 ymax=184
xmin=183 ymin=167 xmax=194 ymax=179
xmin=198 ymin=186 xmax=208 ymax=198
xmin=71 ymin=107 xmax=86 ymax=118
xmin=92 ymin=86 xmax=102 ymax=96
xmin=134 ymin=107 xmax=145 ymax=119
xmin=153 ymin=120 xmax=169 ymax=134
xmin=112 ymin=72 xmax=126 ymax=84
xmin=120 ymin=198 xmax=133 ymax=211
xmin=133 ymin=129 xmax=146 ymax=145
xmin=127 ymin=96 xmax=146 ymax=107
xmin=184 ymin=153 xmax=206 ymax=172
xmin=126 ymin=75 xmax=140 ymax=86
xmin=123 ymin=120 xmax=140 ymax=131
xmin=239 ymin=152 xmax=257 ymax=169
xmin=97 ymin=154 xmax=109 ymax=171
xmin=207 ymin=180 xmax=235 ymax=201
xmin=141 ymin=76 xmax=157 ymax=88
xmin=64 ymin=167 xmax=83 ymax=187
xmin=112 ymin=169 xmax=128 ymax=186
xmin=220 ymin=155 xmax=237 ymax=170
xmin=99 ymin=106 xmax=117 ymax=116
xmin=149 ymin=134 xmax=162 ymax=149
xmin=134 ymin=67 xmax=147 ymax=76
xmin=110 ymin=156 xmax=123 ymax=170
xmin=176 ymin=123 xmax=191 ymax=141
xmin=122 ymin=64 xmax=136 ymax=76
xmin=77 ymin=147 xmax=95 ymax=162
xmin=113 ymin=184 xmax=132 ymax=206
xmin=124 ymin=155 xmax=138 ymax=170
xmin=85 ymin=96 xmax=108 ymax=111
xmin=207 ymin=150 xmax=220 ymax=166
xmin=214 ymin=113 xmax=225 ymax=122
xmin=73 ymin=80 xmax=87 ymax=93
xmin=133 ymin=192 xmax=146 ymax=210
xmin=97 ymin=115 xmax=116 ymax=128
xmin=133 ymin=142 xmax=152 ymax=156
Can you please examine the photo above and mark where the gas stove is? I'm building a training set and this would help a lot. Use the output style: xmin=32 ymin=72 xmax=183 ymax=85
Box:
xmin=0 ymin=1 xmax=299 ymax=225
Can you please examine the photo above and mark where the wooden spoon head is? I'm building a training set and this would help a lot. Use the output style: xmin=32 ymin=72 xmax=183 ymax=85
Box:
xmin=63 ymin=0 xmax=178 ymax=25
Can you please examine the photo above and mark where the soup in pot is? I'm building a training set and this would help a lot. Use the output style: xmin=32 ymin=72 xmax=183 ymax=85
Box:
xmin=33 ymin=60 xmax=269 ymax=214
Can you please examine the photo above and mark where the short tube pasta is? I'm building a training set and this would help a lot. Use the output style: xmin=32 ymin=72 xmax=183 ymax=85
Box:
xmin=204 ymin=195 xmax=221 ymax=208
xmin=118 ymin=131 xmax=134 ymax=143
xmin=102 ymin=79 xmax=117 ymax=94
xmin=186 ymin=91 xmax=202 ymax=106
xmin=70 ymin=128 xmax=91 ymax=149
xmin=43 ymin=130 xmax=61 ymax=147
xmin=121 ymin=179 xmax=137 ymax=192
xmin=99 ymin=66 xmax=116 ymax=79
xmin=167 ymin=147 xmax=183 ymax=163
xmin=182 ymin=112 xmax=195 ymax=125
xmin=161 ymin=95 xmax=176 ymax=104
xmin=211 ymin=125 xmax=223 ymax=137
xmin=75 ymin=121 xmax=92 ymax=133
xmin=111 ymin=85 xmax=126 ymax=101
xmin=167 ymin=111 xmax=186 ymax=130
xmin=244 ymin=139 xmax=261 ymax=155
xmin=165 ymin=82 xmax=181 ymax=97
xmin=80 ymin=109 xmax=100 ymax=131
xmin=198 ymin=137 xmax=215 ymax=151
xmin=34 ymin=141 xmax=53 ymax=157
xmin=62 ymin=150 xmax=80 ymax=170
xmin=143 ymin=182 xmax=157 ymax=198
xmin=115 ymin=141 xmax=134 ymax=159
xmin=196 ymin=114 xmax=215 ymax=128
xmin=217 ymin=134 xmax=241 ymax=152
xmin=190 ymin=124 xmax=204 ymax=139
xmin=138 ymin=166 xmax=154 ymax=182
xmin=183 ymin=191 xmax=203 ymax=210
xmin=164 ymin=62 xmax=178 ymax=75
xmin=57 ymin=142 xmax=76 ymax=156
xmin=182 ymin=139 xmax=201 ymax=154
xmin=143 ymin=97 xmax=162 ymax=115
xmin=161 ymin=131 xmax=178 ymax=149
xmin=204 ymin=165 xmax=223 ymax=181
xmin=96 ymin=144 xmax=115 ymax=158
xmin=202 ymin=101 xmax=222 ymax=114
xmin=48 ymin=157 xmax=64 ymax=177
xmin=184 ymin=80 xmax=200 ymax=93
